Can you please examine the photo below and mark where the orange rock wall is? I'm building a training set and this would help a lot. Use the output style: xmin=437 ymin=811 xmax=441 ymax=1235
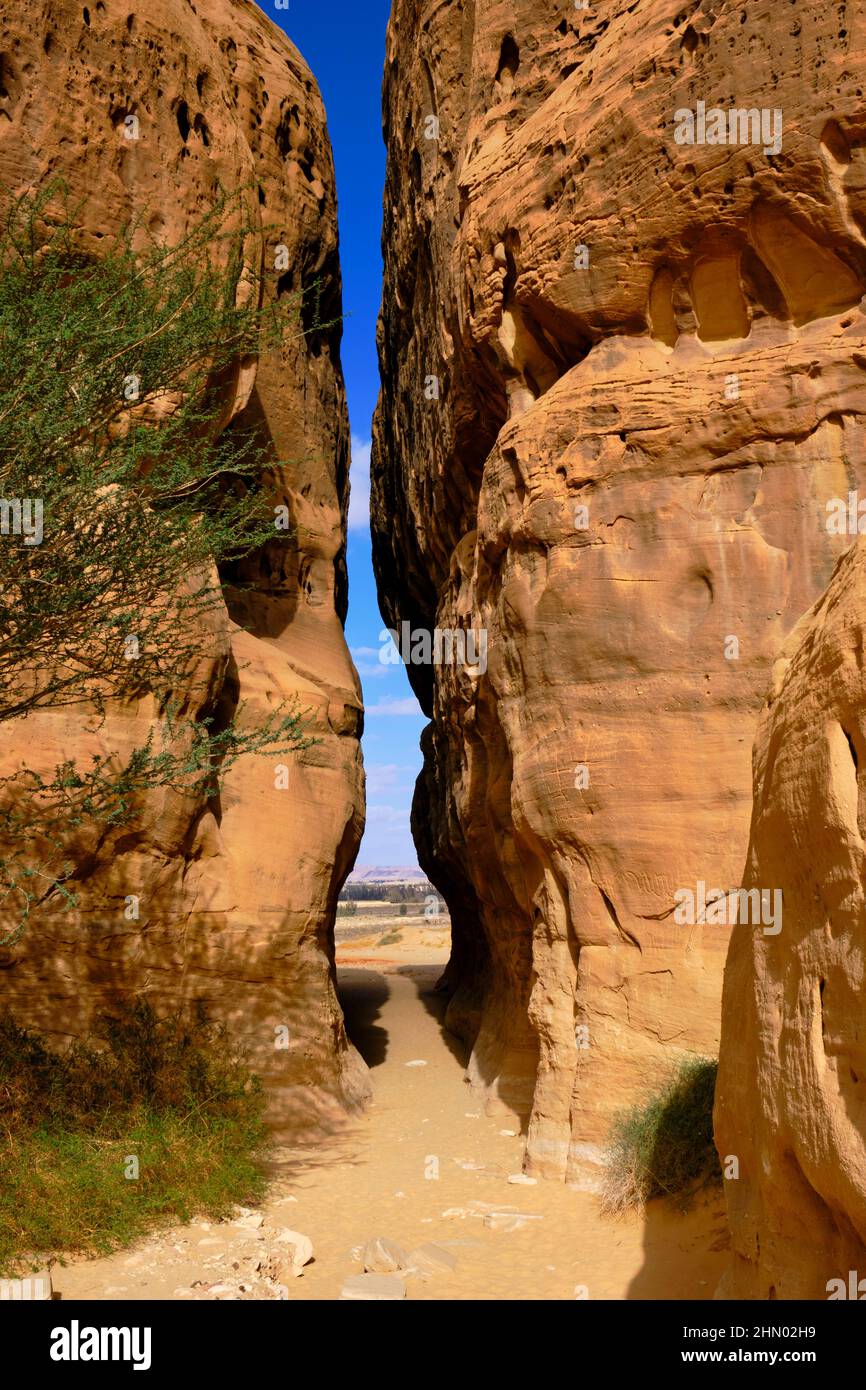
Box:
xmin=372 ymin=0 xmax=866 ymax=1183
xmin=716 ymin=542 xmax=866 ymax=1298
xmin=0 ymin=0 xmax=369 ymax=1126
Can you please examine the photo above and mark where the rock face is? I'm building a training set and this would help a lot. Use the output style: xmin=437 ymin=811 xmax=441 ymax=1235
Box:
xmin=0 ymin=0 xmax=368 ymax=1124
xmin=715 ymin=541 xmax=866 ymax=1299
xmin=372 ymin=0 xmax=866 ymax=1182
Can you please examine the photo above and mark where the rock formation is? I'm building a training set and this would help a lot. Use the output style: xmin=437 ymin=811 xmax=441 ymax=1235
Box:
xmin=715 ymin=540 xmax=866 ymax=1299
xmin=372 ymin=0 xmax=866 ymax=1183
xmin=0 ymin=0 xmax=368 ymax=1125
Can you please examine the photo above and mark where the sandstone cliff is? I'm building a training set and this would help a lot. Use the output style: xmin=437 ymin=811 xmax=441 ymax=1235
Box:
xmin=715 ymin=540 xmax=866 ymax=1298
xmin=0 ymin=0 xmax=368 ymax=1125
xmin=372 ymin=0 xmax=866 ymax=1183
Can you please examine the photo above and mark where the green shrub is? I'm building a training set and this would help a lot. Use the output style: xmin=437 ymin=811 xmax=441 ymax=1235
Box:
xmin=0 ymin=1001 xmax=266 ymax=1274
xmin=0 ymin=184 xmax=319 ymax=943
xmin=600 ymin=1057 xmax=720 ymax=1215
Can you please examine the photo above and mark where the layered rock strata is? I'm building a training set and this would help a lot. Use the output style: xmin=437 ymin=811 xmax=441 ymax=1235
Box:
xmin=716 ymin=540 xmax=866 ymax=1298
xmin=0 ymin=0 xmax=368 ymax=1124
xmin=372 ymin=0 xmax=866 ymax=1181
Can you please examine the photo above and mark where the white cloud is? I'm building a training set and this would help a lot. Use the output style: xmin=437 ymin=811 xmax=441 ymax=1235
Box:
xmin=365 ymin=696 xmax=425 ymax=717
xmin=366 ymin=803 xmax=413 ymax=826
xmin=365 ymin=763 xmax=417 ymax=795
xmin=360 ymin=802 xmax=418 ymax=863
xmin=350 ymin=644 xmax=390 ymax=680
xmin=348 ymin=435 xmax=371 ymax=531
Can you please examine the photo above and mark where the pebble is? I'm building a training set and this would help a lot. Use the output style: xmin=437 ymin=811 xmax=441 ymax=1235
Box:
xmin=273 ymin=1229 xmax=313 ymax=1274
xmin=482 ymin=1212 xmax=545 ymax=1232
xmin=363 ymin=1237 xmax=410 ymax=1274
xmin=232 ymin=1212 xmax=264 ymax=1230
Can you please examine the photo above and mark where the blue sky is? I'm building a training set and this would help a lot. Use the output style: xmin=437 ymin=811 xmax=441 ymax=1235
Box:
xmin=276 ymin=1 xmax=425 ymax=866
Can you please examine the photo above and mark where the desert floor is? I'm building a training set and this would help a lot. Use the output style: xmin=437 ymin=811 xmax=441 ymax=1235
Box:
xmin=54 ymin=918 xmax=730 ymax=1301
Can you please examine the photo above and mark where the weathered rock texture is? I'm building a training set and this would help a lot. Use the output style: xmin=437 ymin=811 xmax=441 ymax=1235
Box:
xmin=0 ymin=0 xmax=368 ymax=1125
xmin=372 ymin=0 xmax=866 ymax=1183
xmin=715 ymin=540 xmax=866 ymax=1299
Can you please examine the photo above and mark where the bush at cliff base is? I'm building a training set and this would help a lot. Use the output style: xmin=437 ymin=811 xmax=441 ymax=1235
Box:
xmin=601 ymin=1057 xmax=721 ymax=1214
xmin=0 ymin=1000 xmax=266 ymax=1274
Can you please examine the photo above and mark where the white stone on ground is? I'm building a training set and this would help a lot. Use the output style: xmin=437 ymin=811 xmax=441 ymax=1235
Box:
xmin=362 ymin=1237 xmax=410 ymax=1274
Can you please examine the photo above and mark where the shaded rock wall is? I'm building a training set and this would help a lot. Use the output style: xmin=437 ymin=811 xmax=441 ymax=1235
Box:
xmin=0 ymin=0 xmax=368 ymax=1127
xmin=372 ymin=0 xmax=866 ymax=1182
xmin=715 ymin=541 xmax=866 ymax=1299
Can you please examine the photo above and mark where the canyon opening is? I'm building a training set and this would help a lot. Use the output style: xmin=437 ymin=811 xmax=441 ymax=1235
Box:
xmin=0 ymin=0 xmax=862 ymax=1365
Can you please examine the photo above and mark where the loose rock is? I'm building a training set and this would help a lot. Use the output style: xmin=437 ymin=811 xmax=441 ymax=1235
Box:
xmin=362 ymin=1237 xmax=410 ymax=1274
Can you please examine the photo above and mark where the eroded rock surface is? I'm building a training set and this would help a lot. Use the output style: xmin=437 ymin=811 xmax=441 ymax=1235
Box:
xmin=715 ymin=541 xmax=866 ymax=1299
xmin=0 ymin=0 xmax=368 ymax=1124
xmin=372 ymin=0 xmax=866 ymax=1181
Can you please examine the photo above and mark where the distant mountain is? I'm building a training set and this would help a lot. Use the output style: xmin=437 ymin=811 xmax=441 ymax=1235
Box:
xmin=346 ymin=866 xmax=428 ymax=885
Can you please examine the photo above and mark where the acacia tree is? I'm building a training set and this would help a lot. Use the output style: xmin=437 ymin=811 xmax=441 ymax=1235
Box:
xmin=0 ymin=183 xmax=333 ymax=936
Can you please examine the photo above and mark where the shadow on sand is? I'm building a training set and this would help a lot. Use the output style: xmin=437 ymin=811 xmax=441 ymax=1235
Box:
xmin=336 ymin=967 xmax=390 ymax=1069
xmin=398 ymin=963 xmax=471 ymax=1072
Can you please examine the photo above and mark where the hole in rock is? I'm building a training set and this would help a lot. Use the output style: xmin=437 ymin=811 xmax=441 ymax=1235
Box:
xmin=691 ymin=255 xmax=749 ymax=341
xmin=750 ymin=202 xmax=863 ymax=324
xmin=175 ymin=99 xmax=190 ymax=142
xmin=740 ymin=245 xmax=788 ymax=321
xmin=496 ymin=34 xmax=520 ymax=83
xmin=821 ymin=118 xmax=850 ymax=166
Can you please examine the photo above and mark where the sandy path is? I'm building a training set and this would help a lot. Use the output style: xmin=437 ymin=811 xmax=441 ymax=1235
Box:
xmin=54 ymin=956 xmax=729 ymax=1301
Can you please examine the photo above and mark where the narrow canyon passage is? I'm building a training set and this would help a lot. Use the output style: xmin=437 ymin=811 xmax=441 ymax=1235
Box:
xmin=54 ymin=943 xmax=729 ymax=1301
